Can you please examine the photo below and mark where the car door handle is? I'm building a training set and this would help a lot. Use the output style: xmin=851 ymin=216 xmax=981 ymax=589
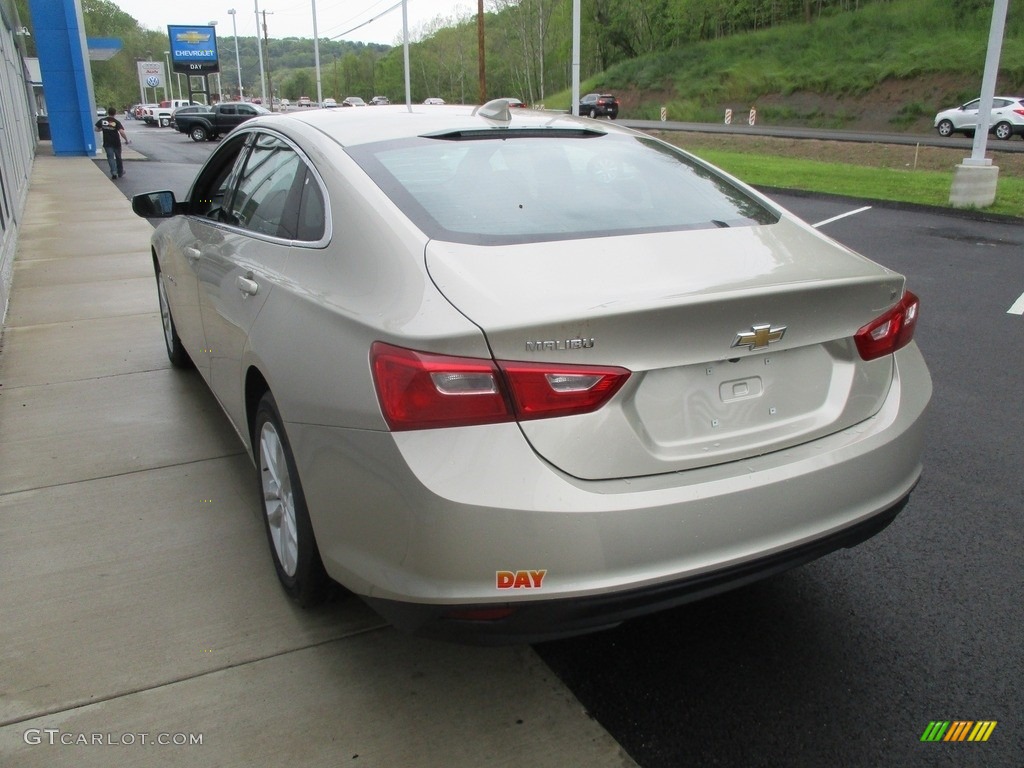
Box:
xmin=236 ymin=276 xmax=259 ymax=296
xmin=185 ymin=246 xmax=201 ymax=262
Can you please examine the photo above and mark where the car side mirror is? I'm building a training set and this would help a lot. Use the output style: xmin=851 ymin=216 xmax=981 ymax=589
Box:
xmin=132 ymin=191 xmax=179 ymax=218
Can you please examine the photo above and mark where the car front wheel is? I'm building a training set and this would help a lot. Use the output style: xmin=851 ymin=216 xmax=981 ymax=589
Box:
xmin=936 ymin=119 xmax=954 ymax=137
xmin=254 ymin=393 xmax=331 ymax=607
xmin=993 ymin=121 xmax=1013 ymax=140
xmin=190 ymin=125 xmax=208 ymax=142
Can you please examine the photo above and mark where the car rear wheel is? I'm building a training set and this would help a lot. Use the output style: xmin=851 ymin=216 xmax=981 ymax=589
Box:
xmin=155 ymin=267 xmax=192 ymax=369
xmin=159 ymin=117 xmax=170 ymax=127
xmin=588 ymin=108 xmax=597 ymax=119
xmin=993 ymin=121 xmax=1013 ymax=140
xmin=936 ymin=119 xmax=954 ymax=137
xmin=190 ymin=125 xmax=208 ymax=142
xmin=255 ymin=393 xmax=331 ymax=607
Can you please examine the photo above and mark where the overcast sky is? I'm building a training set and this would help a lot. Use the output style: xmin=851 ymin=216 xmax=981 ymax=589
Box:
xmin=111 ymin=0 xmax=473 ymax=46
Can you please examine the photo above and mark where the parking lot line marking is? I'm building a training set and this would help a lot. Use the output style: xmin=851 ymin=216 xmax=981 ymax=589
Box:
xmin=812 ymin=206 xmax=872 ymax=228
xmin=1008 ymin=293 xmax=1024 ymax=315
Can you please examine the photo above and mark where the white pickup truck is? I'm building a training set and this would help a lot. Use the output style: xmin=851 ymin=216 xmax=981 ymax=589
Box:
xmin=142 ymin=100 xmax=198 ymax=127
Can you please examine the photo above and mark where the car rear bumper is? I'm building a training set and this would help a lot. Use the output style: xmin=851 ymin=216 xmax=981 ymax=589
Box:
xmin=364 ymin=490 xmax=912 ymax=644
xmin=289 ymin=343 xmax=930 ymax=642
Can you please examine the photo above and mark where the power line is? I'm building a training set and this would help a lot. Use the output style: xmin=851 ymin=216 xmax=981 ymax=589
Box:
xmin=328 ymin=0 xmax=406 ymax=40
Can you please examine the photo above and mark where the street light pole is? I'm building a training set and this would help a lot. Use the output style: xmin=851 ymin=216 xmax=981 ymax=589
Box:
xmin=164 ymin=50 xmax=174 ymax=102
xmin=208 ymin=20 xmax=222 ymax=102
xmin=254 ymin=0 xmax=268 ymax=105
xmin=311 ymin=0 xmax=323 ymax=106
xmin=228 ymin=9 xmax=244 ymax=100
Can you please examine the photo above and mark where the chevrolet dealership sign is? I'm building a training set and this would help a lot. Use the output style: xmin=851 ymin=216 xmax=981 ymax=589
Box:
xmin=168 ymin=25 xmax=220 ymax=75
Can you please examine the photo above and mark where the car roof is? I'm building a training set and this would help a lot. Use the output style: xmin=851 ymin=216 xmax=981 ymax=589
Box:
xmin=240 ymin=102 xmax=631 ymax=148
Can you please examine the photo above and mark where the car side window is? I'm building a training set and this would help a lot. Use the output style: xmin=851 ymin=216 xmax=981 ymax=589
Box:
xmin=187 ymin=134 xmax=250 ymax=221
xmin=230 ymin=134 xmax=305 ymax=238
xmin=295 ymin=167 xmax=326 ymax=242
xmin=187 ymin=131 xmax=326 ymax=241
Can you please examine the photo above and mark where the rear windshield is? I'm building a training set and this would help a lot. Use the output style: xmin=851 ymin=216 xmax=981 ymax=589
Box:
xmin=347 ymin=132 xmax=779 ymax=245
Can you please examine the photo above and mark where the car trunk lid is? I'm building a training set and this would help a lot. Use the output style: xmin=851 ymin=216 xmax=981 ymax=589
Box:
xmin=425 ymin=217 xmax=905 ymax=480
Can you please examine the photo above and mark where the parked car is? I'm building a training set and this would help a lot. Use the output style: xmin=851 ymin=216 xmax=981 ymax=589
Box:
xmin=423 ymin=97 xmax=445 ymax=105
xmin=297 ymin=96 xmax=313 ymax=107
xmin=322 ymin=98 xmax=339 ymax=108
xmin=579 ymin=92 xmax=619 ymax=119
xmin=173 ymin=101 xmax=269 ymax=141
xmin=169 ymin=104 xmax=213 ymax=131
xmin=369 ymin=95 xmax=390 ymax=106
xmin=343 ymin=96 xmax=367 ymax=107
xmin=131 ymin=100 xmax=930 ymax=643
xmin=144 ymin=99 xmax=199 ymax=127
xmin=934 ymin=96 xmax=1024 ymax=140
xmin=501 ymin=98 xmax=528 ymax=109
xmin=134 ymin=103 xmax=159 ymax=121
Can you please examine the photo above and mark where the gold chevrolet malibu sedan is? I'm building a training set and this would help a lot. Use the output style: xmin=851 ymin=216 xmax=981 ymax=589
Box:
xmin=133 ymin=100 xmax=931 ymax=643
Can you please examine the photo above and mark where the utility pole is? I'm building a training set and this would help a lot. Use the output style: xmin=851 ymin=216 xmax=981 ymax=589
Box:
xmin=262 ymin=10 xmax=274 ymax=111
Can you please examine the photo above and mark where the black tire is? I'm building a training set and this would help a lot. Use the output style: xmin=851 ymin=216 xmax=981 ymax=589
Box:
xmin=936 ymin=119 xmax=954 ymax=138
xmin=155 ymin=266 xmax=192 ymax=369
xmin=159 ymin=117 xmax=170 ymax=127
xmin=588 ymin=108 xmax=597 ymax=119
xmin=993 ymin=121 xmax=1013 ymax=140
xmin=190 ymin=125 xmax=208 ymax=142
xmin=253 ymin=392 xmax=331 ymax=607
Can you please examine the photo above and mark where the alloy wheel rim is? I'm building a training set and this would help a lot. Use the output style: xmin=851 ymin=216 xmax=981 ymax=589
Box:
xmin=157 ymin=276 xmax=174 ymax=351
xmin=260 ymin=421 xmax=299 ymax=577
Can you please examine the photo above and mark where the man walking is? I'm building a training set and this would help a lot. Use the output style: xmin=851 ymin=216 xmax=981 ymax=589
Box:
xmin=94 ymin=107 xmax=129 ymax=179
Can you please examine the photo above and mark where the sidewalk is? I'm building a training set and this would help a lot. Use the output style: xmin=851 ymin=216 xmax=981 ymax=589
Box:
xmin=0 ymin=153 xmax=636 ymax=767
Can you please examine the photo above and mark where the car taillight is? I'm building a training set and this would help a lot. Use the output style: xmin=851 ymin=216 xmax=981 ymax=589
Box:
xmin=371 ymin=342 xmax=630 ymax=431
xmin=500 ymin=360 xmax=630 ymax=420
xmin=854 ymin=290 xmax=920 ymax=361
xmin=1013 ymin=108 xmax=1024 ymax=117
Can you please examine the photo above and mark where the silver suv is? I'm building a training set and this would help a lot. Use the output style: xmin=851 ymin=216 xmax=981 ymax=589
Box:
xmin=934 ymin=96 xmax=1024 ymax=140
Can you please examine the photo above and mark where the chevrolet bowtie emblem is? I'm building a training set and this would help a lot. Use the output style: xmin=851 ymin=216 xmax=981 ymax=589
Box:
xmin=733 ymin=323 xmax=786 ymax=351
xmin=176 ymin=32 xmax=211 ymax=44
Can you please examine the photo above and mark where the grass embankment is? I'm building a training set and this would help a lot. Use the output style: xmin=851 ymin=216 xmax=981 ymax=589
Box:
xmin=701 ymin=150 xmax=1024 ymax=218
xmin=574 ymin=0 xmax=1024 ymax=128
xmin=654 ymin=133 xmax=1024 ymax=218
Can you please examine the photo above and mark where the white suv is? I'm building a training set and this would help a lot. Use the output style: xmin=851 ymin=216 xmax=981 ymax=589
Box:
xmin=934 ymin=96 xmax=1024 ymax=140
